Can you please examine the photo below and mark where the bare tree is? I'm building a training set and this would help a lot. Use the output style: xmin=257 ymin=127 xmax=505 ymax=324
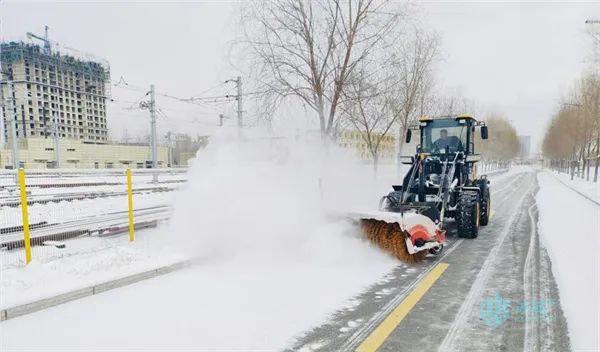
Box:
xmin=339 ymin=67 xmax=398 ymax=173
xmin=579 ymin=74 xmax=600 ymax=181
xmin=390 ymin=29 xmax=439 ymax=168
xmin=543 ymin=74 xmax=600 ymax=182
xmin=429 ymin=92 xmax=475 ymax=117
xmin=242 ymin=0 xmax=403 ymax=139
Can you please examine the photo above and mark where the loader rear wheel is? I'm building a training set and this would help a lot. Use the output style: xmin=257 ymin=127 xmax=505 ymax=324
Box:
xmin=456 ymin=191 xmax=480 ymax=239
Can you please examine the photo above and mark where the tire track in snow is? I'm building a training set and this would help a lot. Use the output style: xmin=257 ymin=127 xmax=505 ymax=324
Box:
xmin=437 ymin=174 xmax=535 ymax=352
xmin=523 ymin=197 xmax=539 ymax=352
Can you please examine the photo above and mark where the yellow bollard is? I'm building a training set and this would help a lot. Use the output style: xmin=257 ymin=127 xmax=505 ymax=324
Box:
xmin=18 ymin=168 xmax=32 ymax=264
xmin=126 ymin=168 xmax=135 ymax=242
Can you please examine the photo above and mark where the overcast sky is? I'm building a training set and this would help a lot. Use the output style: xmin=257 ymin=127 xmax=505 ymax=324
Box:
xmin=1 ymin=1 xmax=598 ymax=151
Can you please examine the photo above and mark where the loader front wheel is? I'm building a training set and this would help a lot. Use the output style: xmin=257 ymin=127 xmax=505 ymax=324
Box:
xmin=457 ymin=191 xmax=480 ymax=239
xmin=480 ymin=191 xmax=490 ymax=226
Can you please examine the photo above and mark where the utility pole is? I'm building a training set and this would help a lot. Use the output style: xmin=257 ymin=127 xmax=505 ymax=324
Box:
xmin=0 ymin=88 xmax=5 ymax=150
xmin=585 ymin=19 xmax=600 ymax=70
xmin=166 ymin=131 xmax=173 ymax=167
xmin=225 ymin=76 xmax=243 ymax=137
xmin=149 ymin=84 xmax=158 ymax=181
xmin=9 ymin=81 xmax=19 ymax=170
xmin=52 ymin=111 xmax=60 ymax=168
xmin=150 ymin=84 xmax=157 ymax=168
xmin=237 ymin=76 xmax=243 ymax=132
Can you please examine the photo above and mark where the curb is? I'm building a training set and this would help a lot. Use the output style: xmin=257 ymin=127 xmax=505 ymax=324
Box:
xmin=545 ymin=171 xmax=600 ymax=206
xmin=0 ymin=260 xmax=192 ymax=321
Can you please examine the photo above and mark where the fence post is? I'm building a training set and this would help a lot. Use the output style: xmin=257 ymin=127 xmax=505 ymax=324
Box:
xmin=126 ymin=168 xmax=135 ymax=242
xmin=18 ymin=168 xmax=32 ymax=264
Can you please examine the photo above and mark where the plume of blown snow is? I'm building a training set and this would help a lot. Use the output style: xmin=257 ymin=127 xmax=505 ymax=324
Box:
xmin=167 ymin=127 xmax=388 ymax=264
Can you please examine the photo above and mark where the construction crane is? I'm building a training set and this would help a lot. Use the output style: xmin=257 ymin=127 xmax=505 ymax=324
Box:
xmin=26 ymin=25 xmax=52 ymax=55
xmin=25 ymin=26 xmax=111 ymax=98
xmin=26 ymin=26 xmax=110 ymax=69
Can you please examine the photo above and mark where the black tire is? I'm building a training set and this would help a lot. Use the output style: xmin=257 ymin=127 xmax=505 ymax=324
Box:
xmin=429 ymin=244 xmax=444 ymax=255
xmin=480 ymin=191 xmax=490 ymax=226
xmin=456 ymin=190 xmax=480 ymax=239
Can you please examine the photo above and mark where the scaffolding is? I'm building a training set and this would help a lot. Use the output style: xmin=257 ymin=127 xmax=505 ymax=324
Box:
xmin=0 ymin=41 xmax=112 ymax=145
xmin=0 ymin=42 xmax=111 ymax=97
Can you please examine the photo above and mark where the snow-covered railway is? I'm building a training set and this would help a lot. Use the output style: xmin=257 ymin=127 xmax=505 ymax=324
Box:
xmin=0 ymin=185 xmax=178 ymax=207
xmin=0 ymin=205 xmax=172 ymax=250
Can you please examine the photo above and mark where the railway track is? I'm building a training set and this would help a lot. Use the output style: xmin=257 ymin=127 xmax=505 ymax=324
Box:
xmin=0 ymin=205 xmax=172 ymax=250
xmin=0 ymin=186 xmax=178 ymax=207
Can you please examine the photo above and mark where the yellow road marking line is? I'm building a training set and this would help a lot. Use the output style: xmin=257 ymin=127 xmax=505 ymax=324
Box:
xmin=356 ymin=263 xmax=450 ymax=352
xmin=489 ymin=210 xmax=495 ymax=219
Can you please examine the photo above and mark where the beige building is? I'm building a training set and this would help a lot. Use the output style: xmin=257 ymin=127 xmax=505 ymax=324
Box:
xmin=0 ymin=137 xmax=168 ymax=169
xmin=1 ymin=41 xmax=109 ymax=144
xmin=337 ymin=129 xmax=397 ymax=162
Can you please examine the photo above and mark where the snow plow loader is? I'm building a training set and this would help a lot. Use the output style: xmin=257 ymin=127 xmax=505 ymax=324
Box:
xmin=357 ymin=114 xmax=491 ymax=263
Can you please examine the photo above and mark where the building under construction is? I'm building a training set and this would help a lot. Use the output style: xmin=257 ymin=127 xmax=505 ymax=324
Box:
xmin=0 ymin=37 xmax=110 ymax=146
xmin=0 ymin=29 xmax=174 ymax=169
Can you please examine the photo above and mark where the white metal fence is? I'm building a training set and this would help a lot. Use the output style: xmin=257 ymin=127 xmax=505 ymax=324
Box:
xmin=0 ymin=169 xmax=185 ymax=268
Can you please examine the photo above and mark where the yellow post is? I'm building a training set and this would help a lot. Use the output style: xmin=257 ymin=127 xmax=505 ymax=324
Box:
xmin=18 ymin=168 xmax=32 ymax=264
xmin=126 ymin=168 xmax=135 ymax=242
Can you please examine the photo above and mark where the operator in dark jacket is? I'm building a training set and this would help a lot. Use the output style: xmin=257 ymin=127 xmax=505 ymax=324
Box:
xmin=433 ymin=129 xmax=463 ymax=152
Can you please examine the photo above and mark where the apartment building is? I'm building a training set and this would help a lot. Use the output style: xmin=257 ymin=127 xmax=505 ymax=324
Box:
xmin=0 ymin=42 xmax=109 ymax=145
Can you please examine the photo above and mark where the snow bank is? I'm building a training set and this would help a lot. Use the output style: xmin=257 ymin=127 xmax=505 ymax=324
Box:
xmin=547 ymin=170 xmax=600 ymax=204
xmin=537 ymin=172 xmax=600 ymax=351
xmin=0 ymin=228 xmax=185 ymax=309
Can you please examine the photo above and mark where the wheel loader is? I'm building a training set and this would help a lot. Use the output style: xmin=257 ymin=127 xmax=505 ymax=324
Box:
xmin=356 ymin=114 xmax=490 ymax=263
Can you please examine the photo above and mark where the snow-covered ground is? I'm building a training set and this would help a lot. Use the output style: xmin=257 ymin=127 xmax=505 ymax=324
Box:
xmin=0 ymin=132 xmax=398 ymax=350
xmin=546 ymin=170 xmax=600 ymax=204
xmin=0 ymin=221 xmax=397 ymax=351
xmin=0 ymin=228 xmax=185 ymax=309
xmin=537 ymin=172 xmax=600 ymax=352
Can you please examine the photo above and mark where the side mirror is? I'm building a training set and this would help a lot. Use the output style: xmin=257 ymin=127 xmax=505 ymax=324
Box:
xmin=481 ymin=126 xmax=488 ymax=140
xmin=405 ymin=129 xmax=412 ymax=143
xmin=400 ymin=156 xmax=414 ymax=165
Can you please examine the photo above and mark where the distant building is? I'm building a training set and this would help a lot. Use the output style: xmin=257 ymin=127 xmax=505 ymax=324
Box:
xmin=0 ymin=33 xmax=173 ymax=170
xmin=1 ymin=41 xmax=110 ymax=144
xmin=0 ymin=137 xmax=168 ymax=169
xmin=518 ymin=135 xmax=531 ymax=159
xmin=169 ymin=133 xmax=208 ymax=166
xmin=337 ymin=130 xmax=396 ymax=162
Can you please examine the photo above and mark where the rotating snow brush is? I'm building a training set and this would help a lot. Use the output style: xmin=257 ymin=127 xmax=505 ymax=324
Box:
xmin=351 ymin=211 xmax=446 ymax=263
